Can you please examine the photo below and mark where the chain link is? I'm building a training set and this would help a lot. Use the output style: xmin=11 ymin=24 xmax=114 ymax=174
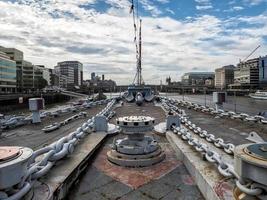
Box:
xmin=161 ymin=98 xmax=235 ymax=155
xmin=1 ymin=98 xmax=119 ymax=200
xmin=172 ymin=125 xmax=237 ymax=179
xmin=160 ymin=96 xmax=266 ymax=198
xmin=160 ymin=96 xmax=267 ymax=124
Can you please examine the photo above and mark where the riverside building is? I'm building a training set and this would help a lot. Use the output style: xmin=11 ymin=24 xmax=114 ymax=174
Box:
xmin=232 ymin=58 xmax=260 ymax=89
xmin=181 ymin=72 xmax=215 ymax=87
xmin=55 ymin=61 xmax=83 ymax=89
xmin=0 ymin=51 xmax=16 ymax=93
xmin=0 ymin=46 xmax=23 ymax=90
xmin=215 ymin=65 xmax=235 ymax=90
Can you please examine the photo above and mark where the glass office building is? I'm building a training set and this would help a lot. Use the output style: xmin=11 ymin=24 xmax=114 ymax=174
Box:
xmin=259 ymin=56 xmax=267 ymax=88
xmin=0 ymin=51 xmax=16 ymax=93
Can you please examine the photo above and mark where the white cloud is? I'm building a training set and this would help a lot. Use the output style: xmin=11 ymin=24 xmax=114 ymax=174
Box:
xmin=244 ymin=0 xmax=267 ymax=5
xmin=156 ymin=0 xmax=170 ymax=4
xmin=233 ymin=6 xmax=244 ymax=11
xmin=196 ymin=5 xmax=213 ymax=10
xmin=195 ymin=0 xmax=211 ymax=3
xmin=224 ymin=6 xmax=244 ymax=12
xmin=138 ymin=0 xmax=162 ymax=17
xmin=195 ymin=0 xmax=213 ymax=11
xmin=0 ymin=1 xmax=267 ymax=84
xmin=165 ymin=8 xmax=175 ymax=15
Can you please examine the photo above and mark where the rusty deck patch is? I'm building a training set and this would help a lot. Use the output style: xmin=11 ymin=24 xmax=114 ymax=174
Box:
xmin=93 ymin=143 xmax=181 ymax=189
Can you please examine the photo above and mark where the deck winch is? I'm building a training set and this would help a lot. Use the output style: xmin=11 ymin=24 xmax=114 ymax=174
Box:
xmin=107 ymin=116 xmax=165 ymax=167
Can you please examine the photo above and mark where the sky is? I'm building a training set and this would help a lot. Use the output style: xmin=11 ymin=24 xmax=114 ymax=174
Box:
xmin=0 ymin=0 xmax=267 ymax=85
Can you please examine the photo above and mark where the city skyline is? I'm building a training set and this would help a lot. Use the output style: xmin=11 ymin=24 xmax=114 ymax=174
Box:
xmin=0 ymin=0 xmax=267 ymax=84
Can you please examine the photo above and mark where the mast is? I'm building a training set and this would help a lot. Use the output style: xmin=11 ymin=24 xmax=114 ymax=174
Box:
xmin=138 ymin=19 xmax=142 ymax=86
xmin=131 ymin=0 xmax=143 ymax=86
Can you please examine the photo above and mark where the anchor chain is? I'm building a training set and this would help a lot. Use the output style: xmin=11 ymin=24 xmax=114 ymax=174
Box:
xmin=171 ymin=125 xmax=266 ymax=198
xmin=160 ymin=96 xmax=267 ymax=124
xmin=1 ymin=98 xmax=118 ymax=200
xmin=161 ymin=98 xmax=235 ymax=155
xmin=161 ymin=96 xmax=267 ymax=198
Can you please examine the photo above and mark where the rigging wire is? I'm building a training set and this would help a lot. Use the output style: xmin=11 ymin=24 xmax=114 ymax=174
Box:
xmin=131 ymin=0 xmax=144 ymax=85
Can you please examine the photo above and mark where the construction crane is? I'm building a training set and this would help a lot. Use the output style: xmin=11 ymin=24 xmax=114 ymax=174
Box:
xmin=240 ymin=45 xmax=261 ymax=63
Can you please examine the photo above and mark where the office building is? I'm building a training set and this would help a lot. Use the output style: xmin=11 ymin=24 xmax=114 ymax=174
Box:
xmin=56 ymin=61 xmax=83 ymax=88
xmin=22 ymin=61 xmax=34 ymax=90
xmin=49 ymin=69 xmax=59 ymax=87
xmin=181 ymin=72 xmax=215 ymax=86
xmin=0 ymin=51 xmax=16 ymax=93
xmin=215 ymin=65 xmax=235 ymax=89
xmin=233 ymin=58 xmax=259 ymax=89
xmin=0 ymin=46 xmax=24 ymax=89
xmin=91 ymin=72 xmax=96 ymax=80
xmin=59 ymin=74 xmax=68 ymax=88
xmin=35 ymin=65 xmax=51 ymax=86
xmin=259 ymin=56 xmax=267 ymax=88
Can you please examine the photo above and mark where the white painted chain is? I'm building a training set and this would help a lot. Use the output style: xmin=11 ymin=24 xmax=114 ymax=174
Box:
xmin=160 ymin=96 xmax=266 ymax=197
xmin=1 ymin=98 xmax=119 ymax=200
xmin=172 ymin=126 xmax=237 ymax=178
xmin=172 ymin=125 xmax=266 ymax=197
xmin=161 ymin=98 xmax=235 ymax=155
xmin=160 ymin=96 xmax=267 ymax=125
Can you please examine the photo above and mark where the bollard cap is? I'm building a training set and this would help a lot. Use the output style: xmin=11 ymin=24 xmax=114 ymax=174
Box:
xmin=0 ymin=147 xmax=21 ymax=163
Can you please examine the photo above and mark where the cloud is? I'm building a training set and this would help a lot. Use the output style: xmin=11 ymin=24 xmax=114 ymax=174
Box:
xmin=195 ymin=0 xmax=211 ymax=3
xmin=224 ymin=6 xmax=244 ymax=12
xmin=165 ymin=8 xmax=175 ymax=15
xmin=244 ymin=0 xmax=267 ymax=5
xmin=196 ymin=5 xmax=213 ymax=10
xmin=0 ymin=1 xmax=267 ymax=84
xmin=138 ymin=0 xmax=162 ymax=17
xmin=156 ymin=0 xmax=170 ymax=4
xmin=195 ymin=0 xmax=213 ymax=10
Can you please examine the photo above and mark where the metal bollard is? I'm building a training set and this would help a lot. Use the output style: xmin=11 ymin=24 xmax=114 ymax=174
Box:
xmin=166 ymin=115 xmax=180 ymax=130
xmin=94 ymin=116 xmax=108 ymax=132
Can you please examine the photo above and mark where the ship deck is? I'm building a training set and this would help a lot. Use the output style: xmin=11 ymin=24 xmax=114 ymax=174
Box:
xmin=1 ymin=98 xmax=267 ymax=199
xmin=0 ymin=105 xmax=105 ymax=150
xmin=67 ymin=102 xmax=204 ymax=200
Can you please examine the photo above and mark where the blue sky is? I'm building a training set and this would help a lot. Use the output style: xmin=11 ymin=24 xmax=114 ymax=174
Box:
xmin=0 ymin=0 xmax=267 ymax=84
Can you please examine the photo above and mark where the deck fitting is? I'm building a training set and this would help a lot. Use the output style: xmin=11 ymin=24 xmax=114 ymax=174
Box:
xmin=107 ymin=116 xmax=165 ymax=167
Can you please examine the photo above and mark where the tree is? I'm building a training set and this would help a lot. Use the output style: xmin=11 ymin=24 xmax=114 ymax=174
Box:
xmin=34 ymin=77 xmax=48 ymax=90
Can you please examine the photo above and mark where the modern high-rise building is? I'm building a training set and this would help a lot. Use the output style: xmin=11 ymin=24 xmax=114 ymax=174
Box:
xmin=259 ymin=56 xmax=267 ymax=88
xmin=215 ymin=65 xmax=235 ymax=90
xmin=91 ymin=72 xmax=96 ymax=80
xmin=55 ymin=63 xmax=74 ymax=87
xmin=0 ymin=46 xmax=24 ymax=90
xmin=0 ymin=51 xmax=16 ymax=93
xmin=55 ymin=61 xmax=83 ymax=88
xmin=56 ymin=61 xmax=83 ymax=88
xmin=22 ymin=61 xmax=34 ymax=90
xmin=233 ymin=58 xmax=260 ymax=89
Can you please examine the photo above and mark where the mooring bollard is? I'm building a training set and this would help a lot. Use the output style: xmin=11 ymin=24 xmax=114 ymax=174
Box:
xmin=166 ymin=115 xmax=180 ymax=130
xmin=94 ymin=115 xmax=108 ymax=132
